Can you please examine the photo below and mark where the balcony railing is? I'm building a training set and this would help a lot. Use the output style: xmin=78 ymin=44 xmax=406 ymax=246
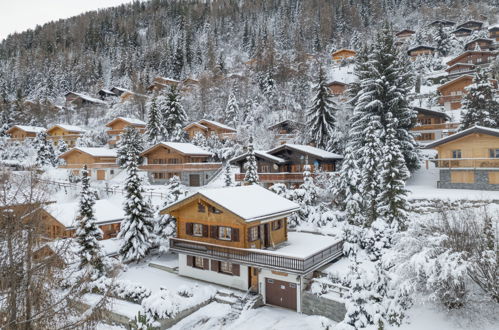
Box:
xmin=140 ymin=163 xmax=222 ymax=171
xmin=435 ymin=158 xmax=499 ymax=169
xmin=235 ymin=172 xmax=306 ymax=182
xmin=169 ymin=237 xmax=343 ymax=275
xmin=412 ymin=123 xmax=460 ymax=131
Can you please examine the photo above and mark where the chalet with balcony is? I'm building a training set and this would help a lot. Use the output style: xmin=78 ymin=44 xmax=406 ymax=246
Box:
xmin=425 ymin=126 xmax=499 ymax=190
xmin=231 ymin=144 xmax=343 ymax=187
xmin=105 ymin=117 xmax=146 ymax=147
xmin=146 ymin=77 xmax=180 ymax=93
xmin=456 ymin=20 xmax=484 ymax=31
xmin=411 ymin=107 xmax=457 ymax=144
xmin=46 ymin=124 xmax=86 ymax=147
xmin=445 ymin=63 xmax=476 ymax=77
xmin=489 ymin=26 xmax=499 ymax=41
xmin=40 ymin=199 xmax=124 ymax=240
xmin=395 ymin=29 xmax=415 ymax=41
xmin=446 ymin=51 xmax=497 ymax=67
xmin=6 ymin=125 xmax=45 ymax=142
xmin=161 ymin=185 xmax=343 ymax=311
xmin=184 ymin=119 xmax=237 ymax=140
xmin=464 ymin=38 xmax=495 ymax=51
xmin=407 ymin=45 xmax=435 ymax=59
xmin=268 ymin=120 xmax=305 ymax=144
xmin=451 ymin=27 xmax=473 ymax=38
xmin=437 ymin=74 xmax=474 ymax=110
xmin=139 ymin=142 xmax=221 ymax=186
xmin=428 ymin=20 xmax=456 ymax=28
xmin=58 ymin=147 xmax=118 ymax=181
xmin=65 ymin=92 xmax=107 ymax=108
xmin=331 ymin=49 xmax=356 ymax=62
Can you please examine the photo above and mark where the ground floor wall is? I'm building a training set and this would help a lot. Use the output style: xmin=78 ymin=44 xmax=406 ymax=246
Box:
xmin=301 ymin=291 xmax=346 ymax=322
xmin=147 ymin=169 xmax=219 ymax=186
xmin=68 ymin=167 xmax=119 ymax=181
xmin=438 ymin=169 xmax=499 ymax=190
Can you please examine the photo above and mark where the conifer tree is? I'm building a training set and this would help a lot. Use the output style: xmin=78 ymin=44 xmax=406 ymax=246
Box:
xmin=460 ymin=69 xmax=499 ymax=129
xmin=224 ymin=163 xmax=233 ymax=187
xmin=34 ymin=131 xmax=56 ymax=167
xmin=56 ymin=139 xmax=69 ymax=166
xmin=305 ymin=66 xmax=338 ymax=149
xmin=224 ymin=93 xmax=239 ymax=127
xmin=117 ymin=126 xmax=144 ymax=169
xmin=434 ymin=24 xmax=451 ymax=56
xmin=146 ymin=96 xmax=164 ymax=144
xmin=243 ymin=136 xmax=259 ymax=185
xmin=164 ymin=87 xmax=188 ymax=142
xmin=343 ymin=257 xmax=372 ymax=329
xmin=75 ymin=166 xmax=105 ymax=276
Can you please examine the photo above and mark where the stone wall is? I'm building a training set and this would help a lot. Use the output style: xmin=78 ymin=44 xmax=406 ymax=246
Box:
xmin=438 ymin=169 xmax=499 ymax=191
xmin=301 ymin=291 xmax=346 ymax=322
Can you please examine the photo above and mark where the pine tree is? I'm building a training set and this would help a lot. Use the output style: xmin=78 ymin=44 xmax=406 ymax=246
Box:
xmin=460 ymin=69 xmax=499 ymax=129
xmin=34 ymin=131 xmax=56 ymax=167
xmin=224 ymin=163 xmax=233 ymax=187
xmin=343 ymin=256 xmax=373 ymax=329
xmin=434 ymin=24 xmax=451 ymax=56
xmin=117 ymin=126 xmax=144 ymax=169
xmin=305 ymin=66 xmax=338 ymax=149
xmin=55 ymin=139 xmax=69 ymax=166
xmin=243 ymin=136 xmax=259 ymax=185
xmin=164 ymin=87 xmax=188 ymax=142
xmin=75 ymin=165 xmax=105 ymax=276
xmin=146 ymin=96 xmax=164 ymax=144
xmin=224 ymin=93 xmax=239 ymax=127
xmin=163 ymin=175 xmax=186 ymax=205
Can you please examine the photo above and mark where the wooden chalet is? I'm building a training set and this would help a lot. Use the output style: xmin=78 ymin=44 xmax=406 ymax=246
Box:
xmin=46 ymin=124 xmax=86 ymax=147
xmin=184 ymin=119 xmax=237 ymax=140
xmin=161 ymin=185 xmax=343 ymax=311
xmin=428 ymin=20 xmax=456 ymax=28
xmin=97 ymin=89 xmax=117 ymax=100
xmin=40 ymin=200 xmax=124 ymax=239
xmin=331 ymin=49 xmax=356 ymax=62
xmin=268 ymin=120 xmax=305 ymax=144
xmin=437 ymin=74 xmax=474 ymax=110
xmin=451 ymin=27 xmax=473 ymax=38
xmin=146 ymin=77 xmax=180 ymax=93
xmin=395 ymin=29 xmax=415 ymax=41
xmin=446 ymin=50 xmax=497 ymax=67
xmin=6 ymin=125 xmax=45 ymax=141
xmin=407 ymin=45 xmax=435 ymax=59
xmin=464 ymin=38 xmax=495 ymax=51
xmin=445 ymin=63 xmax=476 ymax=77
xmin=411 ymin=107 xmax=457 ymax=143
xmin=65 ymin=92 xmax=107 ymax=108
xmin=139 ymin=142 xmax=221 ymax=186
xmin=105 ymin=117 xmax=146 ymax=147
xmin=489 ymin=26 xmax=499 ymax=41
xmin=231 ymin=144 xmax=343 ymax=187
xmin=456 ymin=20 xmax=484 ymax=31
xmin=58 ymin=147 xmax=118 ymax=181
xmin=326 ymin=80 xmax=348 ymax=97
xmin=425 ymin=126 xmax=499 ymax=190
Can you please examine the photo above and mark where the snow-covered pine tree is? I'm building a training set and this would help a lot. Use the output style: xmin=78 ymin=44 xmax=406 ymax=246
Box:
xmin=224 ymin=92 xmax=239 ymax=127
xmin=163 ymin=175 xmax=187 ymax=205
xmin=343 ymin=256 xmax=373 ymax=329
xmin=460 ymin=69 xmax=499 ymax=129
xmin=34 ymin=131 xmax=56 ymax=167
xmin=56 ymin=139 xmax=69 ymax=166
xmin=117 ymin=126 xmax=144 ymax=169
xmin=224 ymin=163 xmax=233 ymax=187
xmin=75 ymin=165 xmax=105 ymax=276
xmin=146 ymin=96 xmax=164 ymax=144
xmin=164 ymin=87 xmax=188 ymax=142
xmin=243 ymin=136 xmax=259 ymax=185
xmin=305 ymin=65 xmax=338 ymax=149
xmin=433 ymin=24 xmax=451 ymax=56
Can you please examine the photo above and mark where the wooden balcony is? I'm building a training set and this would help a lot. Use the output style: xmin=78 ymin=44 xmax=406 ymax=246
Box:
xmin=439 ymin=94 xmax=463 ymax=105
xmin=169 ymin=237 xmax=343 ymax=275
xmin=412 ymin=123 xmax=460 ymax=131
xmin=234 ymin=171 xmax=335 ymax=183
xmin=59 ymin=163 xmax=119 ymax=169
xmin=140 ymin=162 xmax=222 ymax=172
xmin=435 ymin=158 xmax=499 ymax=169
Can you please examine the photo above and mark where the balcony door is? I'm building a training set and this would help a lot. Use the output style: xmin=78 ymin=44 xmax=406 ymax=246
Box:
xmin=259 ymin=223 xmax=271 ymax=248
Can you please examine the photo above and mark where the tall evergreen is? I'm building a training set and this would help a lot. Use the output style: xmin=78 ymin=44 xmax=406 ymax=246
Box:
xmin=433 ymin=24 xmax=451 ymax=56
xmin=224 ymin=163 xmax=233 ymax=187
xmin=243 ymin=136 xmax=259 ymax=185
xmin=75 ymin=165 xmax=105 ymax=276
xmin=164 ymin=87 xmax=188 ymax=142
xmin=146 ymin=96 xmax=164 ymax=144
xmin=34 ymin=131 xmax=56 ymax=167
xmin=305 ymin=66 xmax=338 ymax=149
xmin=224 ymin=93 xmax=239 ymax=127
xmin=117 ymin=126 xmax=144 ymax=169
xmin=460 ymin=69 xmax=499 ymax=129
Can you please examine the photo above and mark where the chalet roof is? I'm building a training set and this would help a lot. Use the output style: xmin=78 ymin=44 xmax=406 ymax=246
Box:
xmin=267 ymin=144 xmax=344 ymax=160
xmin=155 ymin=77 xmax=180 ymax=83
xmin=7 ymin=125 xmax=45 ymax=134
xmin=184 ymin=122 xmax=209 ymax=131
xmin=331 ymin=48 xmax=356 ymax=55
xmin=65 ymin=92 xmax=107 ymax=105
xmin=489 ymin=25 xmax=499 ymax=31
xmin=425 ymin=126 xmax=499 ymax=148
xmin=413 ymin=107 xmax=450 ymax=120
xmin=268 ymin=119 xmax=304 ymax=130
xmin=105 ymin=117 xmax=146 ymax=127
xmin=162 ymin=185 xmax=300 ymax=223
xmin=446 ymin=50 xmax=497 ymax=66
xmin=198 ymin=119 xmax=237 ymax=132
xmin=325 ymin=80 xmax=348 ymax=87
xmin=98 ymin=89 xmax=116 ymax=96
xmin=428 ymin=19 xmax=456 ymax=26
xmin=230 ymin=150 xmax=286 ymax=164
xmin=44 ymin=200 xmax=125 ymax=228
xmin=445 ymin=62 xmax=476 ymax=72
xmin=465 ymin=38 xmax=494 ymax=47
xmin=47 ymin=124 xmax=86 ymax=134
xmin=407 ymin=45 xmax=435 ymax=54
xmin=395 ymin=29 xmax=415 ymax=36
xmin=451 ymin=27 xmax=472 ymax=34
xmin=141 ymin=142 xmax=212 ymax=157
xmin=59 ymin=147 xmax=117 ymax=159
xmin=437 ymin=74 xmax=474 ymax=92
xmin=456 ymin=20 xmax=484 ymax=29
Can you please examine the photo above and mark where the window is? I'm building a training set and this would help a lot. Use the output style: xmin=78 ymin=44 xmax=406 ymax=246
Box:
xmin=452 ymin=150 xmax=462 ymax=159
xmin=198 ymin=203 xmax=206 ymax=212
xmin=194 ymin=256 xmax=204 ymax=269
xmin=490 ymin=149 xmax=499 ymax=158
xmin=220 ymin=261 xmax=232 ymax=274
xmin=248 ymin=226 xmax=259 ymax=241
xmin=218 ymin=227 xmax=232 ymax=240
xmin=193 ymin=223 xmax=203 ymax=237
xmin=272 ymin=220 xmax=282 ymax=231
xmin=419 ymin=118 xmax=432 ymax=125
xmin=260 ymin=165 xmax=270 ymax=173
xmin=208 ymin=205 xmax=222 ymax=214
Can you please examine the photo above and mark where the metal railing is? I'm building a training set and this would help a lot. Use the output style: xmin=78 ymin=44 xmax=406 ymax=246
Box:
xmin=139 ymin=162 xmax=222 ymax=171
xmin=435 ymin=158 xmax=499 ymax=169
xmin=169 ymin=237 xmax=343 ymax=274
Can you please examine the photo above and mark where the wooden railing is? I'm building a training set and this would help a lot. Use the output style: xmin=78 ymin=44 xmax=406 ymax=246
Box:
xmin=435 ymin=158 xmax=499 ymax=169
xmin=140 ymin=163 xmax=222 ymax=171
xmin=412 ymin=123 xmax=460 ymax=131
xmin=169 ymin=237 xmax=344 ymax=274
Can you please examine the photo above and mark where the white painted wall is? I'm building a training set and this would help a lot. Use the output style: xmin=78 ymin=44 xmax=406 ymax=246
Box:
xmin=178 ymin=253 xmax=249 ymax=291
xmin=258 ymin=268 xmax=302 ymax=313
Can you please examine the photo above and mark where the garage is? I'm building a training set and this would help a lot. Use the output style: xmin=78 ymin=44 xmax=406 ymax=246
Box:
xmin=189 ymin=174 xmax=200 ymax=186
xmin=96 ymin=170 xmax=106 ymax=180
xmin=265 ymin=278 xmax=297 ymax=311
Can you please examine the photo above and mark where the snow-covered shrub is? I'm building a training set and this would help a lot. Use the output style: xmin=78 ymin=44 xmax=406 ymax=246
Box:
xmin=113 ymin=280 xmax=152 ymax=303
xmin=176 ymin=285 xmax=193 ymax=298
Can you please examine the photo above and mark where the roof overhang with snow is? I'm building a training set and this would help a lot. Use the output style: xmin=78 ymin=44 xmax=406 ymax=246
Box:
xmin=140 ymin=142 xmax=212 ymax=157
xmin=425 ymin=126 xmax=499 ymax=149
xmin=413 ymin=107 xmax=450 ymax=120
xmin=437 ymin=74 xmax=474 ymax=92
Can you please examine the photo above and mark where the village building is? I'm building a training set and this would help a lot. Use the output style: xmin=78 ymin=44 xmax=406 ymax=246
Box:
xmin=105 ymin=117 xmax=146 ymax=147
xmin=411 ymin=107 xmax=458 ymax=144
xmin=268 ymin=120 xmax=305 ymax=144
xmin=46 ymin=124 xmax=86 ymax=147
xmin=184 ymin=119 xmax=237 ymax=140
xmin=456 ymin=20 xmax=484 ymax=31
xmin=231 ymin=144 xmax=343 ymax=187
xmin=437 ymin=74 xmax=474 ymax=110
xmin=40 ymin=199 xmax=125 ymax=239
xmin=139 ymin=142 xmax=221 ymax=186
xmin=146 ymin=77 xmax=180 ymax=93
xmin=489 ymin=26 xmax=499 ymax=41
xmin=451 ymin=27 xmax=473 ymax=38
xmin=407 ymin=45 xmax=435 ymax=59
xmin=464 ymin=38 xmax=495 ymax=51
xmin=65 ymin=92 xmax=107 ymax=108
xmin=445 ymin=63 xmax=476 ymax=77
xmin=58 ymin=147 xmax=119 ymax=181
xmin=6 ymin=125 xmax=45 ymax=142
xmin=161 ymin=185 xmax=343 ymax=312
xmin=395 ymin=29 xmax=415 ymax=42
xmin=97 ymin=89 xmax=117 ymax=100
xmin=326 ymin=80 xmax=349 ymax=98
xmin=428 ymin=20 xmax=456 ymax=28
xmin=446 ymin=50 xmax=497 ymax=67
xmin=425 ymin=126 xmax=499 ymax=190
xmin=331 ymin=49 xmax=356 ymax=62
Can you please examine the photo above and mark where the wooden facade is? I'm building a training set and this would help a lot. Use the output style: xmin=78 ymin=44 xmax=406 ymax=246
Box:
xmin=395 ymin=29 xmax=415 ymax=41
xmin=412 ymin=107 xmax=457 ymax=143
xmin=451 ymin=27 xmax=473 ymax=38
xmin=326 ymin=81 xmax=348 ymax=97
xmin=146 ymin=77 xmax=180 ymax=93
xmin=58 ymin=148 xmax=118 ymax=181
xmin=6 ymin=125 xmax=45 ymax=141
xmin=456 ymin=20 xmax=484 ymax=31
xmin=184 ymin=119 xmax=237 ymax=140
xmin=407 ymin=46 xmax=435 ymax=59
xmin=268 ymin=120 xmax=304 ymax=144
xmin=331 ymin=49 xmax=356 ymax=62
xmin=489 ymin=26 xmax=499 ymax=41
xmin=105 ymin=117 xmax=146 ymax=147
xmin=445 ymin=63 xmax=475 ymax=77
xmin=464 ymin=38 xmax=494 ymax=51
xmin=437 ymin=75 xmax=474 ymax=110
xmin=446 ymin=51 xmax=497 ymax=67
xmin=46 ymin=125 xmax=85 ymax=147
xmin=65 ymin=92 xmax=106 ymax=108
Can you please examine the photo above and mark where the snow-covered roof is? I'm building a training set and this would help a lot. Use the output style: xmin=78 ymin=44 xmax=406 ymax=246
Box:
xmin=156 ymin=77 xmax=180 ymax=83
xmin=66 ymin=92 xmax=107 ymax=105
xmin=184 ymin=122 xmax=209 ymax=131
xmin=412 ymin=106 xmax=450 ymax=120
xmin=329 ymin=65 xmax=357 ymax=84
xmin=488 ymin=25 xmax=499 ymax=31
xmin=45 ymin=199 xmax=125 ymax=228
xmin=465 ymin=38 xmax=494 ymax=46
xmin=437 ymin=74 xmax=474 ymax=91
xmin=163 ymin=185 xmax=300 ymax=222
xmin=395 ymin=29 xmax=415 ymax=36
xmin=106 ymin=117 xmax=146 ymax=127
xmin=456 ymin=20 xmax=483 ymax=29
xmin=451 ymin=27 xmax=472 ymax=34
xmin=407 ymin=45 xmax=435 ymax=53
xmin=425 ymin=126 xmax=499 ymax=149
xmin=9 ymin=125 xmax=46 ymax=133
xmin=141 ymin=142 xmax=212 ymax=157
xmin=230 ymin=150 xmax=286 ymax=164
xmin=447 ymin=51 xmax=497 ymax=66
xmin=445 ymin=62 xmax=476 ymax=71
xmin=98 ymin=89 xmax=116 ymax=95
xmin=268 ymin=144 xmax=344 ymax=160
xmin=268 ymin=119 xmax=303 ymax=130
xmin=48 ymin=124 xmax=86 ymax=133
xmin=198 ymin=119 xmax=237 ymax=132
xmin=60 ymin=147 xmax=117 ymax=158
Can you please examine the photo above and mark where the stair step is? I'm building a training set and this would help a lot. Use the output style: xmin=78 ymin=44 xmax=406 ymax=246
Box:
xmin=214 ymin=294 xmax=239 ymax=304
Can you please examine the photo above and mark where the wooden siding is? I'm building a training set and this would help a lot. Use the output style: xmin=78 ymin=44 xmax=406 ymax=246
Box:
xmin=488 ymin=172 xmax=499 ymax=184
xmin=143 ymin=145 xmax=210 ymax=164
xmin=8 ymin=127 xmax=38 ymax=140
xmin=450 ymin=171 xmax=475 ymax=183
xmin=434 ymin=133 xmax=499 ymax=160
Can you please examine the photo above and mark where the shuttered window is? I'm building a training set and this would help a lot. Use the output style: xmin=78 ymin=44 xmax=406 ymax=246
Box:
xmin=194 ymin=256 xmax=204 ymax=269
xmin=248 ymin=226 xmax=259 ymax=241
xmin=193 ymin=223 xmax=203 ymax=236
xmin=220 ymin=261 xmax=232 ymax=274
xmin=219 ymin=227 xmax=232 ymax=240
xmin=272 ymin=220 xmax=282 ymax=231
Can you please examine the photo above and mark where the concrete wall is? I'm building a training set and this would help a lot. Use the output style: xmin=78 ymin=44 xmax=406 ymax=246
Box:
xmin=178 ymin=253 xmax=249 ymax=290
xmin=301 ymin=291 xmax=346 ymax=322
xmin=438 ymin=169 xmax=499 ymax=190
xmin=258 ymin=268 xmax=302 ymax=312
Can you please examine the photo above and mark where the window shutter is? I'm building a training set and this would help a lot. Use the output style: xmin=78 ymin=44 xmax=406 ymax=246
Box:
xmin=211 ymin=260 xmax=219 ymax=272
xmin=210 ymin=226 xmax=218 ymax=239
xmin=202 ymin=224 xmax=209 ymax=237
xmin=203 ymin=258 xmax=210 ymax=270
xmin=186 ymin=223 xmax=193 ymax=235
xmin=232 ymin=263 xmax=240 ymax=276
xmin=232 ymin=228 xmax=239 ymax=242
xmin=186 ymin=255 xmax=194 ymax=267
xmin=248 ymin=228 xmax=252 ymax=241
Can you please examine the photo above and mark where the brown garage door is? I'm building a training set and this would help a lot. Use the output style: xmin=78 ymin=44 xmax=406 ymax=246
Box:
xmin=189 ymin=174 xmax=200 ymax=186
xmin=265 ymin=278 xmax=297 ymax=311
xmin=96 ymin=170 xmax=106 ymax=180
